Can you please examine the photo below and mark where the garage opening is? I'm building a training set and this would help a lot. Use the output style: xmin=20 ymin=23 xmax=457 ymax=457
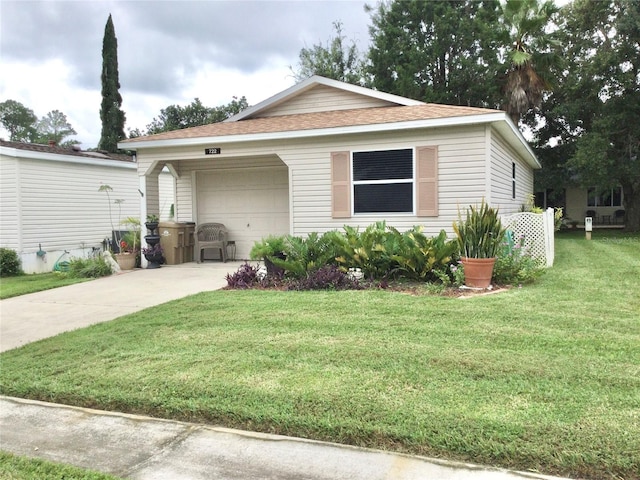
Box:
xmin=196 ymin=165 xmax=289 ymax=260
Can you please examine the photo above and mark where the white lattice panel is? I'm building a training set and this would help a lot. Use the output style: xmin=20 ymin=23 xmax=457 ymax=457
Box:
xmin=503 ymin=212 xmax=550 ymax=266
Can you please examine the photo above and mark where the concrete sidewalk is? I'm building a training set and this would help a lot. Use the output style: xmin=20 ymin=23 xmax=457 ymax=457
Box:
xmin=0 ymin=262 xmax=240 ymax=352
xmin=0 ymin=396 xmax=569 ymax=480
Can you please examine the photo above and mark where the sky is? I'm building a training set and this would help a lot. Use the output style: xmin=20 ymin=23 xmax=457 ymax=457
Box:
xmin=0 ymin=0 xmax=372 ymax=148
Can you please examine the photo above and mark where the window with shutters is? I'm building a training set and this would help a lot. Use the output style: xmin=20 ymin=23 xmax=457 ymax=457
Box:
xmin=330 ymin=146 xmax=437 ymax=219
xmin=352 ymin=148 xmax=414 ymax=214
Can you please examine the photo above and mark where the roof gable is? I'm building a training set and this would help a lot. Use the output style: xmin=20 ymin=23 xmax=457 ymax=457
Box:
xmin=119 ymin=76 xmax=540 ymax=170
xmin=227 ymin=76 xmax=424 ymax=122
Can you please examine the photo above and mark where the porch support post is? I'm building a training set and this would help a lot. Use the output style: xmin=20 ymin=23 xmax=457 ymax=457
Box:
xmin=141 ymin=171 xmax=160 ymax=269
xmin=139 ymin=174 xmax=148 ymax=268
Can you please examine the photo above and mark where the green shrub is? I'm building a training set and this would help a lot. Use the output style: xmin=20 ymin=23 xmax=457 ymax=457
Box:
xmin=67 ymin=256 xmax=113 ymax=278
xmin=248 ymin=223 xmax=464 ymax=285
xmin=0 ymin=248 xmax=23 ymax=277
xmin=492 ymin=235 xmax=545 ymax=285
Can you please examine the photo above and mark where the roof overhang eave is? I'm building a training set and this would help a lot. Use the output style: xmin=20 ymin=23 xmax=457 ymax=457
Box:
xmin=0 ymin=146 xmax=136 ymax=169
xmin=119 ymin=112 xmax=540 ymax=169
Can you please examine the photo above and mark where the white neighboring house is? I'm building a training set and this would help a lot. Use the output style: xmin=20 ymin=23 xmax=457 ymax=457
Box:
xmin=120 ymin=76 xmax=541 ymax=261
xmin=0 ymin=140 xmax=175 ymax=273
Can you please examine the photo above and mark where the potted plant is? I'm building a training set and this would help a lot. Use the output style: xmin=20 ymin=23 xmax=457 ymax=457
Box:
xmin=142 ymin=243 xmax=164 ymax=269
xmin=114 ymin=217 xmax=140 ymax=270
xmin=114 ymin=239 xmax=136 ymax=270
xmin=250 ymin=235 xmax=287 ymax=276
xmin=452 ymin=200 xmax=506 ymax=288
xmin=145 ymin=214 xmax=159 ymax=233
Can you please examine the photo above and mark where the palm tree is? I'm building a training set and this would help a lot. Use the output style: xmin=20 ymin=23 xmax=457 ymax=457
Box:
xmin=501 ymin=0 xmax=559 ymax=125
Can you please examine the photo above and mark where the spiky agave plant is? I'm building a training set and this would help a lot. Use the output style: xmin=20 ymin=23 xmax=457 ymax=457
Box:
xmin=453 ymin=200 xmax=506 ymax=258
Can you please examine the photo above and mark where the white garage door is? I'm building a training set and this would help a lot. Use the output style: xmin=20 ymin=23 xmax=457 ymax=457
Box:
xmin=196 ymin=167 xmax=289 ymax=260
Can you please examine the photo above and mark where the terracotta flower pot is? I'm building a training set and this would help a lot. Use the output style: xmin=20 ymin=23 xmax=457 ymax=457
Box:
xmin=115 ymin=253 xmax=136 ymax=271
xmin=461 ymin=257 xmax=496 ymax=288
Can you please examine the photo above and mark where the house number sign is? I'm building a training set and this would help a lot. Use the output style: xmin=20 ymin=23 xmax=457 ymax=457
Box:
xmin=205 ymin=147 xmax=221 ymax=155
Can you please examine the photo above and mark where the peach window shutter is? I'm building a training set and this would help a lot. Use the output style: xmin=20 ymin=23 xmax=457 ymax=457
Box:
xmin=416 ymin=146 xmax=438 ymax=217
xmin=331 ymin=151 xmax=351 ymax=218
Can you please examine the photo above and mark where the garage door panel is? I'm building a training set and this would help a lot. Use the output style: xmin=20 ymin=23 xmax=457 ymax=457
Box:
xmin=197 ymin=167 xmax=289 ymax=260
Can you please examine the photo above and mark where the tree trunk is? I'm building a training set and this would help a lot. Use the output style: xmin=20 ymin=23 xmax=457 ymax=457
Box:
xmin=622 ymin=181 xmax=640 ymax=232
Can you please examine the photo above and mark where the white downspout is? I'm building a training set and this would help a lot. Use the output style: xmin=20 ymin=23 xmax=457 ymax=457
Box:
xmin=139 ymin=172 xmax=148 ymax=268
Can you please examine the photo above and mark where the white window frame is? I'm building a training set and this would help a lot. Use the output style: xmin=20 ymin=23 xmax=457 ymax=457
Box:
xmin=587 ymin=186 xmax=623 ymax=207
xmin=351 ymin=147 xmax=416 ymax=216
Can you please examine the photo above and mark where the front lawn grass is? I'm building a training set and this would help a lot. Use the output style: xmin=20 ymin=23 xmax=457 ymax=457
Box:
xmin=1 ymin=231 xmax=638 ymax=479
xmin=0 ymin=451 xmax=122 ymax=480
xmin=0 ymin=273 xmax=89 ymax=300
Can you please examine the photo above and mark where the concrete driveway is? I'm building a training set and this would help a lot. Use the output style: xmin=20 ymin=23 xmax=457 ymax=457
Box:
xmin=0 ymin=262 xmax=242 ymax=352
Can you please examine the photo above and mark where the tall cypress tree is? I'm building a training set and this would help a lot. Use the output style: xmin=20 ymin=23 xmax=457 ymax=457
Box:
xmin=98 ymin=14 xmax=126 ymax=152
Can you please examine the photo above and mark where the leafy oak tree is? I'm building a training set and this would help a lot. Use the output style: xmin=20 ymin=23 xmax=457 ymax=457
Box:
xmin=565 ymin=0 xmax=639 ymax=231
xmin=533 ymin=0 xmax=639 ymax=231
xmin=98 ymin=14 xmax=126 ymax=152
xmin=291 ymin=21 xmax=369 ymax=86
xmin=129 ymin=97 xmax=249 ymax=137
xmin=367 ymin=0 xmax=504 ymax=107
xmin=0 ymin=100 xmax=78 ymax=145
xmin=0 ymin=99 xmax=37 ymax=142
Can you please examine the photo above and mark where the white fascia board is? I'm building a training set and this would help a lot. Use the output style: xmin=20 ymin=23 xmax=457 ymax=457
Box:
xmin=0 ymin=146 xmax=136 ymax=169
xmin=492 ymin=119 xmax=541 ymax=169
xmin=226 ymin=75 xmax=424 ymax=122
xmin=121 ymin=113 xmax=510 ymax=150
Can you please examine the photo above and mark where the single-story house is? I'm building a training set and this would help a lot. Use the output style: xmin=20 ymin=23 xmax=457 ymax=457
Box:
xmin=120 ymin=76 xmax=541 ymax=261
xmin=0 ymin=140 xmax=175 ymax=273
xmin=537 ymin=186 xmax=626 ymax=227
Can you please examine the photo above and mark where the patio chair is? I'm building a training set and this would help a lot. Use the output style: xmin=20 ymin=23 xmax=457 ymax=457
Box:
xmin=195 ymin=223 xmax=229 ymax=263
xmin=613 ymin=210 xmax=625 ymax=225
xmin=586 ymin=209 xmax=597 ymax=224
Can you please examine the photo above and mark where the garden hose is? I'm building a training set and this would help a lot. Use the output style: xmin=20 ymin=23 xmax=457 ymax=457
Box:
xmin=53 ymin=251 xmax=70 ymax=272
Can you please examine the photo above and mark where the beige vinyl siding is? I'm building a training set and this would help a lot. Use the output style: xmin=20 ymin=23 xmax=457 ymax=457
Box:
xmin=158 ymin=170 xmax=175 ymax=221
xmin=0 ymin=155 xmax=19 ymax=249
xmin=256 ymin=85 xmax=398 ymax=118
xmin=0 ymin=150 xmax=176 ymax=272
xmin=565 ymin=187 xmax=586 ymax=221
xmin=490 ymin=132 xmax=534 ymax=214
xmin=134 ymin=123 xmax=536 ymax=254
xmin=18 ymin=158 xmax=139 ymax=252
xmin=280 ymin=125 xmax=488 ymax=238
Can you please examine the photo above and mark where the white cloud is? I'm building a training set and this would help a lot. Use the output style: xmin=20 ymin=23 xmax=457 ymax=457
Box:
xmin=1 ymin=0 xmax=371 ymax=148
